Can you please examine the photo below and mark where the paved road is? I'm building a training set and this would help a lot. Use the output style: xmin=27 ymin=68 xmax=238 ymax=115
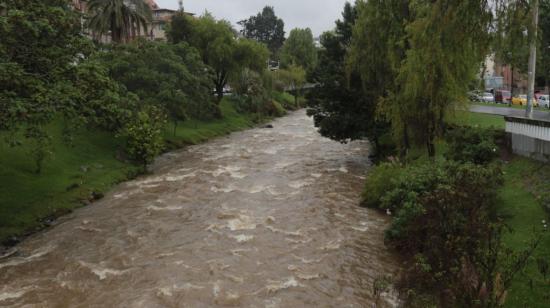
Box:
xmin=470 ymin=105 xmax=550 ymax=122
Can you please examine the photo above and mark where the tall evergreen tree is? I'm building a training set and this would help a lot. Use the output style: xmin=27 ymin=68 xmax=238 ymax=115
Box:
xmin=238 ymin=6 xmax=285 ymax=55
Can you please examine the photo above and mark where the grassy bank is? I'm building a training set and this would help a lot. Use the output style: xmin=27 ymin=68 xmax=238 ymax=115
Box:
xmin=0 ymin=97 xmax=289 ymax=244
xmin=368 ymin=111 xmax=550 ymax=305
xmin=456 ymin=112 xmax=550 ymax=306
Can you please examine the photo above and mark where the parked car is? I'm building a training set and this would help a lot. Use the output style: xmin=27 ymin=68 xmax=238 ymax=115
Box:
xmin=539 ymin=95 xmax=550 ymax=108
xmin=468 ymin=90 xmax=482 ymax=102
xmin=512 ymin=94 xmax=539 ymax=107
xmin=495 ymin=90 xmax=511 ymax=104
xmin=480 ymin=92 xmax=495 ymax=103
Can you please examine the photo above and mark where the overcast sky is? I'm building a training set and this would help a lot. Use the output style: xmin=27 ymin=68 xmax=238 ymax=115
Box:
xmin=155 ymin=0 xmax=349 ymax=37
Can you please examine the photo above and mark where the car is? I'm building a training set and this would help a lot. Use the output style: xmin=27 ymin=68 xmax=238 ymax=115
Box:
xmin=512 ymin=94 xmax=539 ymax=107
xmin=468 ymin=90 xmax=482 ymax=102
xmin=480 ymin=92 xmax=495 ymax=103
xmin=539 ymin=95 xmax=550 ymax=108
xmin=495 ymin=90 xmax=511 ymax=104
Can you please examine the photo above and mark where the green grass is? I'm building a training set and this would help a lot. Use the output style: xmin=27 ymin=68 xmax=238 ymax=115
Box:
xmin=451 ymin=110 xmax=506 ymax=129
xmin=404 ymin=111 xmax=550 ymax=306
xmin=0 ymin=122 xmax=138 ymax=242
xmin=163 ymin=98 xmax=259 ymax=146
xmin=452 ymin=110 xmax=550 ymax=306
xmin=472 ymin=102 xmax=550 ymax=112
xmin=499 ymin=158 xmax=550 ymax=307
xmin=0 ymin=97 xmax=275 ymax=243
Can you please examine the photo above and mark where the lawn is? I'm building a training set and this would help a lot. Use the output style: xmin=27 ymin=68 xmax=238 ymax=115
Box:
xmin=0 ymin=97 xmax=280 ymax=244
xmin=451 ymin=110 xmax=506 ymax=129
xmin=455 ymin=111 xmax=550 ymax=307
xmin=499 ymin=159 xmax=550 ymax=307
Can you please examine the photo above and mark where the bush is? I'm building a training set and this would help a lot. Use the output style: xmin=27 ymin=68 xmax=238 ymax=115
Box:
xmin=445 ymin=126 xmax=498 ymax=164
xmin=361 ymin=161 xmax=405 ymax=209
xmin=379 ymin=161 xmax=505 ymax=304
xmin=120 ymin=106 xmax=166 ymax=169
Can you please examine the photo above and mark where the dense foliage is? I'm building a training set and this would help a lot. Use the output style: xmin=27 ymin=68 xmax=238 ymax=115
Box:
xmin=95 ymin=40 xmax=219 ymax=131
xmin=445 ymin=126 xmax=499 ymax=165
xmin=238 ymin=6 xmax=285 ymax=55
xmin=120 ymin=106 xmax=166 ymax=168
xmin=307 ymin=2 xmax=381 ymax=144
xmin=168 ymin=13 xmax=269 ymax=101
xmin=280 ymin=28 xmax=318 ymax=74
xmin=0 ymin=0 xmax=88 ymax=134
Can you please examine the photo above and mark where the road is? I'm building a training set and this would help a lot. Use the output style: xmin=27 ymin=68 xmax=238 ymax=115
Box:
xmin=470 ymin=105 xmax=550 ymax=122
xmin=0 ymin=110 xmax=399 ymax=307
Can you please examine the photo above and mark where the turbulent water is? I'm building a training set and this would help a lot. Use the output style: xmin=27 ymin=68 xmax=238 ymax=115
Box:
xmin=0 ymin=110 xmax=399 ymax=307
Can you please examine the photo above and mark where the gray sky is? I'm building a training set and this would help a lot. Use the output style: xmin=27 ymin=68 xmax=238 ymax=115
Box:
xmin=155 ymin=0 xmax=349 ymax=37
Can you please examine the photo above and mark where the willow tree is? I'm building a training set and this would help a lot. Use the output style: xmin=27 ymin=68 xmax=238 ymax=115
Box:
xmin=87 ymin=0 xmax=152 ymax=43
xmin=393 ymin=0 xmax=492 ymax=157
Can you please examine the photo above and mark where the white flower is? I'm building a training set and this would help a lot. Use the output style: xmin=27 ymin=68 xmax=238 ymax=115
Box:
xmin=543 ymin=220 xmax=547 ymax=224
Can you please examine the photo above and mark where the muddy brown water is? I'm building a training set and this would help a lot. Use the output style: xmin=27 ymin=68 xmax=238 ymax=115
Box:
xmin=0 ymin=110 xmax=399 ymax=307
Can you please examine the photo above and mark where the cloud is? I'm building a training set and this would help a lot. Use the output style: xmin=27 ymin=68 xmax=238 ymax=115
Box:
xmin=155 ymin=0 xmax=349 ymax=37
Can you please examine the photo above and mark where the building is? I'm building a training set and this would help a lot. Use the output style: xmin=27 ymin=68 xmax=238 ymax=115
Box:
xmin=71 ymin=0 xmax=192 ymax=42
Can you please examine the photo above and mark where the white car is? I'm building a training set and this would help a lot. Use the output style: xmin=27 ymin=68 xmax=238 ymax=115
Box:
xmin=481 ymin=92 xmax=495 ymax=103
xmin=539 ymin=95 xmax=550 ymax=108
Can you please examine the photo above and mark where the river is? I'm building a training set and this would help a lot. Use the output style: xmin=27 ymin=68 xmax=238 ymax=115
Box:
xmin=0 ymin=110 xmax=399 ymax=307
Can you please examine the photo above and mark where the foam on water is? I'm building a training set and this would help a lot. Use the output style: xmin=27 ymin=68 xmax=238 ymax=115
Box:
xmin=146 ymin=205 xmax=184 ymax=211
xmin=0 ymin=245 xmax=55 ymax=269
xmin=79 ymin=261 xmax=129 ymax=280
xmin=266 ymin=277 xmax=301 ymax=293
xmin=230 ymin=234 xmax=254 ymax=243
xmin=288 ymin=179 xmax=314 ymax=189
xmin=227 ymin=215 xmax=257 ymax=231
xmin=0 ymin=287 xmax=34 ymax=302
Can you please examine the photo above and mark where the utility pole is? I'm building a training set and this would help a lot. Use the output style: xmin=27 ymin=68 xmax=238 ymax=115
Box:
xmin=178 ymin=0 xmax=183 ymax=12
xmin=526 ymin=0 xmax=539 ymax=117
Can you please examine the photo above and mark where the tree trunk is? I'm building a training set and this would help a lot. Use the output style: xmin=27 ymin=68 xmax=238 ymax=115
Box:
xmin=215 ymin=71 xmax=227 ymax=103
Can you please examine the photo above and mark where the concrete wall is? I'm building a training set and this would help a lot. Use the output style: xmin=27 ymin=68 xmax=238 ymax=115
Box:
xmin=506 ymin=117 xmax=550 ymax=162
xmin=509 ymin=133 xmax=550 ymax=162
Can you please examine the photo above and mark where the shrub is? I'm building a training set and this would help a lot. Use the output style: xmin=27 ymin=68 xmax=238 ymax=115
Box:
xmin=445 ymin=126 xmax=498 ymax=164
xmin=361 ymin=162 xmax=405 ymax=209
xmin=381 ymin=161 xmax=507 ymax=304
xmin=120 ymin=106 xmax=166 ymax=169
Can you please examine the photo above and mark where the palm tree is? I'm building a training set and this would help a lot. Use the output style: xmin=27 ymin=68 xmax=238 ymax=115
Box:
xmin=87 ymin=0 xmax=152 ymax=43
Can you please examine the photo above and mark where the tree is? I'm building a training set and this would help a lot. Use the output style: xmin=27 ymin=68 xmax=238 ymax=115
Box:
xmin=166 ymin=11 xmax=194 ymax=44
xmin=87 ymin=0 xmax=152 ymax=43
xmin=280 ymin=28 xmax=318 ymax=74
xmin=307 ymin=1 xmax=393 ymax=154
xmin=493 ymin=0 xmax=531 ymax=94
xmin=96 ymin=40 xmax=218 ymax=132
xmin=277 ymin=65 xmax=306 ymax=106
xmin=238 ymin=6 xmax=285 ymax=55
xmin=183 ymin=14 xmax=269 ymax=101
xmin=0 ymin=0 xmax=89 ymax=146
xmin=392 ymin=0 xmax=493 ymax=157
xmin=536 ymin=0 xmax=550 ymax=89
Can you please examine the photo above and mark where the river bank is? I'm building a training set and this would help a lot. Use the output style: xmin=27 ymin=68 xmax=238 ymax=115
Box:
xmin=0 ymin=97 xmax=294 ymax=251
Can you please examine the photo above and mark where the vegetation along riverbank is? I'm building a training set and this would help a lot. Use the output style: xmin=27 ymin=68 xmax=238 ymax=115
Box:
xmin=305 ymin=1 xmax=550 ymax=306
xmin=1 ymin=1 xmax=312 ymax=248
